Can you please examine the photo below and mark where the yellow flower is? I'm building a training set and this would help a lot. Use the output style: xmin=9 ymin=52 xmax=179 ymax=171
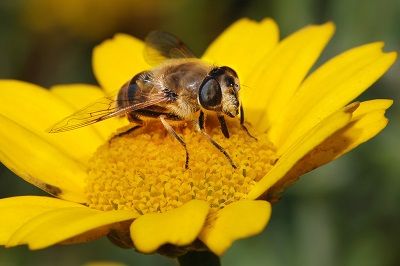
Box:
xmin=0 ymin=18 xmax=396 ymax=258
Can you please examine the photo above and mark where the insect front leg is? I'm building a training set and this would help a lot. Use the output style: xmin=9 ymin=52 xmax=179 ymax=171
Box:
xmin=198 ymin=111 xmax=237 ymax=169
xmin=240 ymin=104 xmax=257 ymax=140
xmin=159 ymin=115 xmax=190 ymax=169
xmin=217 ymin=115 xmax=230 ymax=138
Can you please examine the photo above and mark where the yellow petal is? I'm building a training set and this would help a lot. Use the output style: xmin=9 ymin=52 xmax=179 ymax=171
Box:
xmin=248 ymin=22 xmax=335 ymax=130
xmin=6 ymin=207 xmax=138 ymax=249
xmin=266 ymin=100 xmax=392 ymax=200
xmin=130 ymin=200 xmax=210 ymax=254
xmin=269 ymin=43 xmax=397 ymax=154
xmin=0 ymin=115 xmax=87 ymax=202
xmin=93 ymin=34 xmax=149 ymax=94
xmin=58 ymin=225 xmax=110 ymax=246
xmin=0 ymin=196 xmax=84 ymax=245
xmin=0 ymin=80 xmax=103 ymax=163
xmin=198 ymin=200 xmax=271 ymax=256
xmin=51 ymin=84 xmax=129 ymax=140
xmin=248 ymin=103 xmax=358 ymax=200
xmin=327 ymin=99 xmax=392 ymax=157
xmin=50 ymin=84 xmax=107 ymax=114
xmin=202 ymin=18 xmax=279 ymax=81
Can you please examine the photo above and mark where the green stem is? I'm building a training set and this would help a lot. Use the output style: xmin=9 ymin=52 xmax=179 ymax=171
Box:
xmin=177 ymin=250 xmax=221 ymax=266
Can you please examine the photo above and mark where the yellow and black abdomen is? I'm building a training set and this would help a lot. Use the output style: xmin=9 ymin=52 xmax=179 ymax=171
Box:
xmin=117 ymin=71 xmax=180 ymax=122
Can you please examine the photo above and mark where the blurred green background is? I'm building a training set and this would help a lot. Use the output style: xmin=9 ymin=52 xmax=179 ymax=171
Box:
xmin=0 ymin=0 xmax=399 ymax=265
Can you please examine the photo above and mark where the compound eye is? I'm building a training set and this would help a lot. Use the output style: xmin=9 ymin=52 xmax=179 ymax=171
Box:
xmin=225 ymin=76 xmax=235 ymax=88
xmin=199 ymin=78 xmax=222 ymax=110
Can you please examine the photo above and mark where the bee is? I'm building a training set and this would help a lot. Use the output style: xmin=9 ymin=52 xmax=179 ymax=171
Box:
xmin=47 ymin=31 xmax=255 ymax=169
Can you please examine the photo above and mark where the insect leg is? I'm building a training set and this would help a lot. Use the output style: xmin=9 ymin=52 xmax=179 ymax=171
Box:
xmin=199 ymin=111 xmax=237 ymax=169
xmin=217 ymin=115 xmax=230 ymax=138
xmin=110 ymin=113 xmax=144 ymax=142
xmin=159 ymin=115 xmax=189 ymax=169
xmin=240 ymin=104 xmax=257 ymax=140
xmin=110 ymin=125 xmax=143 ymax=142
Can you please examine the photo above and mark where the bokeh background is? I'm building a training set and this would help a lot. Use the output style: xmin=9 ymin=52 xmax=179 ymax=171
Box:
xmin=0 ymin=0 xmax=399 ymax=265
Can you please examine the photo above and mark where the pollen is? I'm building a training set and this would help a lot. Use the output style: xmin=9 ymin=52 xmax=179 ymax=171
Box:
xmin=85 ymin=119 xmax=278 ymax=214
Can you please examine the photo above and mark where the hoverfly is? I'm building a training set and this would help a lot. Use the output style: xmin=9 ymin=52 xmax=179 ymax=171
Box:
xmin=47 ymin=31 xmax=255 ymax=169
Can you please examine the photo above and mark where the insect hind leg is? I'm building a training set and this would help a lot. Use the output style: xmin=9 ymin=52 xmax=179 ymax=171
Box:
xmin=159 ymin=115 xmax=189 ymax=169
xmin=110 ymin=125 xmax=143 ymax=142
xmin=110 ymin=113 xmax=145 ymax=142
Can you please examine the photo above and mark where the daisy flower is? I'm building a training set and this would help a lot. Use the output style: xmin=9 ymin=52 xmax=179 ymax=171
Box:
xmin=0 ymin=18 xmax=396 ymax=263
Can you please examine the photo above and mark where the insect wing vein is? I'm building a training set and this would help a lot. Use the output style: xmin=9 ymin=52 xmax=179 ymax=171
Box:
xmin=144 ymin=31 xmax=197 ymax=66
xmin=46 ymin=92 xmax=169 ymax=133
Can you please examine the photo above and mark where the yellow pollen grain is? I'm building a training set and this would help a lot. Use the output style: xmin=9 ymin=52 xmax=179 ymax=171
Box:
xmin=85 ymin=120 xmax=278 ymax=215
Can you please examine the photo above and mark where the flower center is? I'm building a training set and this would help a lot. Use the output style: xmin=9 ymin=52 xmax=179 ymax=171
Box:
xmin=85 ymin=118 xmax=278 ymax=214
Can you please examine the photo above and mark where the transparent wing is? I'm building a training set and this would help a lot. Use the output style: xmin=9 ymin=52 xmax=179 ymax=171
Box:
xmin=144 ymin=31 xmax=197 ymax=66
xmin=46 ymin=88 xmax=169 ymax=133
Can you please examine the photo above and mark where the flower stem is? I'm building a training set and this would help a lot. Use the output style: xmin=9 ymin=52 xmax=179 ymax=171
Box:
xmin=177 ymin=251 xmax=221 ymax=266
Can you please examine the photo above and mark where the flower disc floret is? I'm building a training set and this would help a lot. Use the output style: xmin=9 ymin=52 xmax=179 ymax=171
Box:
xmin=85 ymin=121 xmax=278 ymax=214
